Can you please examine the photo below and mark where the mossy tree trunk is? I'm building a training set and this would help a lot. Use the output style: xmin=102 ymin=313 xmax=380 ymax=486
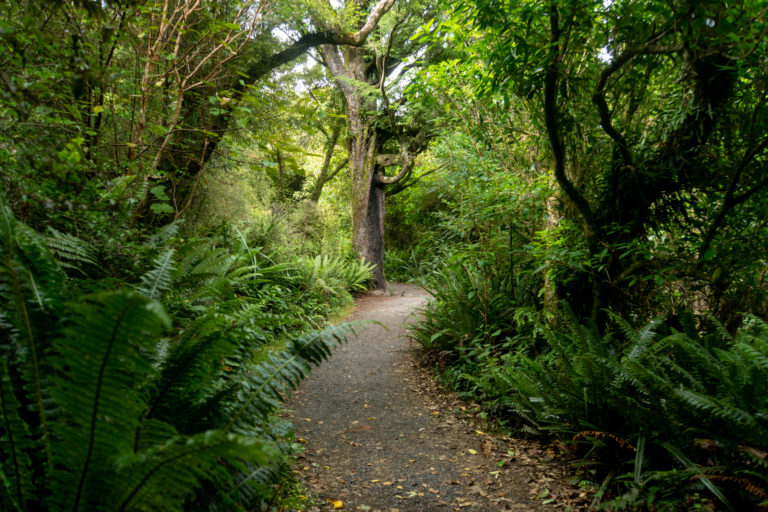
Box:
xmin=321 ymin=43 xmax=415 ymax=289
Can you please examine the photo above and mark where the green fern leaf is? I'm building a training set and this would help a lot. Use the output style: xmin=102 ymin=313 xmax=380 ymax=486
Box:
xmin=115 ymin=430 xmax=276 ymax=512
xmin=0 ymin=361 xmax=36 ymax=512
xmin=146 ymin=313 xmax=244 ymax=430
xmin=48 ymin=291 xmax=170 ymax=512
xmin=137 ymin=249 xmax=175 ymax=299
xmin=225 ymin=323 xmax=353 ymax=434
xmin=45 ymin=227 xmax=96 ymax=273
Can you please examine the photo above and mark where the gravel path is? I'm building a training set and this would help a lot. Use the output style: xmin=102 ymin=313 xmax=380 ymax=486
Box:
xmin=284 ymin=283 xmax=584 ymax=512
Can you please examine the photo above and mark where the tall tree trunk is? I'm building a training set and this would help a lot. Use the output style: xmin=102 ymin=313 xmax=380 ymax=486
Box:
xmin=320 ymin=45 xmax=380 ymax=287
xmin=348 ymin=117 xmax=386 ymax=287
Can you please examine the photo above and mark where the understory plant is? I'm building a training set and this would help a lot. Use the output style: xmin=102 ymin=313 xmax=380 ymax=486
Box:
xmin=524 ymin=313 xmax=767 ymax=509
xmin=0 ymin=200 xmax=355 ymax=511
xmin=414 ymin=288 xmax=768 ymax=509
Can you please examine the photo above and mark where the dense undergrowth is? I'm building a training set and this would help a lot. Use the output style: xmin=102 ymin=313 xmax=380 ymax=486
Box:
xmin=390 ymin=140 xmax=768 ymax=508
xmin=1 ymin=196 xmax=372 ymax=511
xmin=388 ymin=153 xmax=768 ymax=509
xmin=409 ymin=265 xmax=768 ymax=510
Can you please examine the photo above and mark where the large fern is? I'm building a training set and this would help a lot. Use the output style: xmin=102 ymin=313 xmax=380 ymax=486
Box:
xmin=482 ymin=310 xmax=768 ymax=508
xmin=48 ymin=291 xmax=170 ymax=512
xmin=1 ymin=206 xmax=353 ymax=512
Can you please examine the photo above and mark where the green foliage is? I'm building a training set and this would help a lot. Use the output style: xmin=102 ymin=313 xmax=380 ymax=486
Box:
xmin=302 ymin=254 xmax=374 ymax=296
xmin=0 ymin=201 xmax=355 ymax=511
xmin=414 ymin=291 xmax=768 ymax=508
xmin=411 ymin=263 xmax=521 ymax=355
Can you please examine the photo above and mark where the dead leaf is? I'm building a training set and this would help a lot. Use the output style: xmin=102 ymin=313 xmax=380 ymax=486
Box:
xmin=327 ymin=498 xmax=343 ymax=509
xmin=481 ymin=439 xmax=495 ymax=457
xmin=468 ymin=449 xmax=478 ymax=455
xmin=348 ymin=425 xmax=373 ymax=432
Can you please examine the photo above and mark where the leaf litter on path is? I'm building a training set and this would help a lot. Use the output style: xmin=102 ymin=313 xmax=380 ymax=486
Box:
xmin=284 ymin=283 xmax=589 ymax=511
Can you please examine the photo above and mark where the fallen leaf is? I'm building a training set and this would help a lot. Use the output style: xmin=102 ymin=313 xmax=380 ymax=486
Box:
xmin=475 ymin=430 xmax=487 ymax=436
xmin=481 ymin=439 xmax=495 ymax=457
xmin=348 ymin=425 xmax=373 ymax=432
xmin=467 ymin=449 xmax=478 ymax=455
xmin=327 ymin=498 xmax=343 ymax=509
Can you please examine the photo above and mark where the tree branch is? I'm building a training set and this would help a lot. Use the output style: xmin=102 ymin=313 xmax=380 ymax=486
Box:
xmin=545 ymin=2 xmax=596 ymax=238
xmin=388 ymin=165 xmax=444 ymax=196
xmin=244 ymin=31 xmax=352 ymax=83
xmin=698 ymin=136 xmax=768 ymax=260
xmin=592 ymin=31 xmax=679 ymax=167
xmin=376 ymin=157 xmax=413 ymax=184
xmin=348 ymin=0 xmax=397 ymax=45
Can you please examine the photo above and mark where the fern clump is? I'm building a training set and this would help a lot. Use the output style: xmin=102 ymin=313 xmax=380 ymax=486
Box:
xmin=413 ymin=274 xmax=768 ymax=510
xmin=1 ymin=202 xmax=352 ymax=511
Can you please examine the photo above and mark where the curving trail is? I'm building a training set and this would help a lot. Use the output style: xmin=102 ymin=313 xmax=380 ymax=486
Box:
xmin=285 ymin=283 xmax=583 ymax=512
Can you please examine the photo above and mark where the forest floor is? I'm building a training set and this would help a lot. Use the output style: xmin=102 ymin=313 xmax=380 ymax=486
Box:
xmin=284 ymin=283 xmax=590 ymax=512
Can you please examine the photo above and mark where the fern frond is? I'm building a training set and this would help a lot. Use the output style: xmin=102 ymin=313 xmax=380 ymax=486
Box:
xmin=146 ymin=313 xmax=245 ymax=430
xmin=1 ymin=199 xmax=65 ymax=471
xmin=48 ymin=291 xmax=170 ymax=512
xmin=115 ymin=430 xmax=277 ymax=512
xmin=225 ymin=323 xmax=353 ymax=435
xmin=0 ymin=361 xmax=36 ymax=512
xmin=137 ymin=249 xmax=175 ymax=299
xmin=674 ymin=388 xmax=758 ymax=429
xmin=145 ymin=221 xmax=180 ymax=248
xmin=45 ymin=227 xmax=96 ymax=273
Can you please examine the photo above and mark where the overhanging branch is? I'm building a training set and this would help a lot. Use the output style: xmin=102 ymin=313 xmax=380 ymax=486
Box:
xmin=592 ymin=31 xmax=679 ymax=167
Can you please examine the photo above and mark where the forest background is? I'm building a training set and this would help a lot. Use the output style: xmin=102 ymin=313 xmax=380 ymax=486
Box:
xmin=2 ymin=0 xmax=768 ymax=510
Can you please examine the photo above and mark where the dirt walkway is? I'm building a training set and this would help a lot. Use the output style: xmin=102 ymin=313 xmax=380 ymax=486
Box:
xmin=284 ymin=283 xmax=585 ymax=512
